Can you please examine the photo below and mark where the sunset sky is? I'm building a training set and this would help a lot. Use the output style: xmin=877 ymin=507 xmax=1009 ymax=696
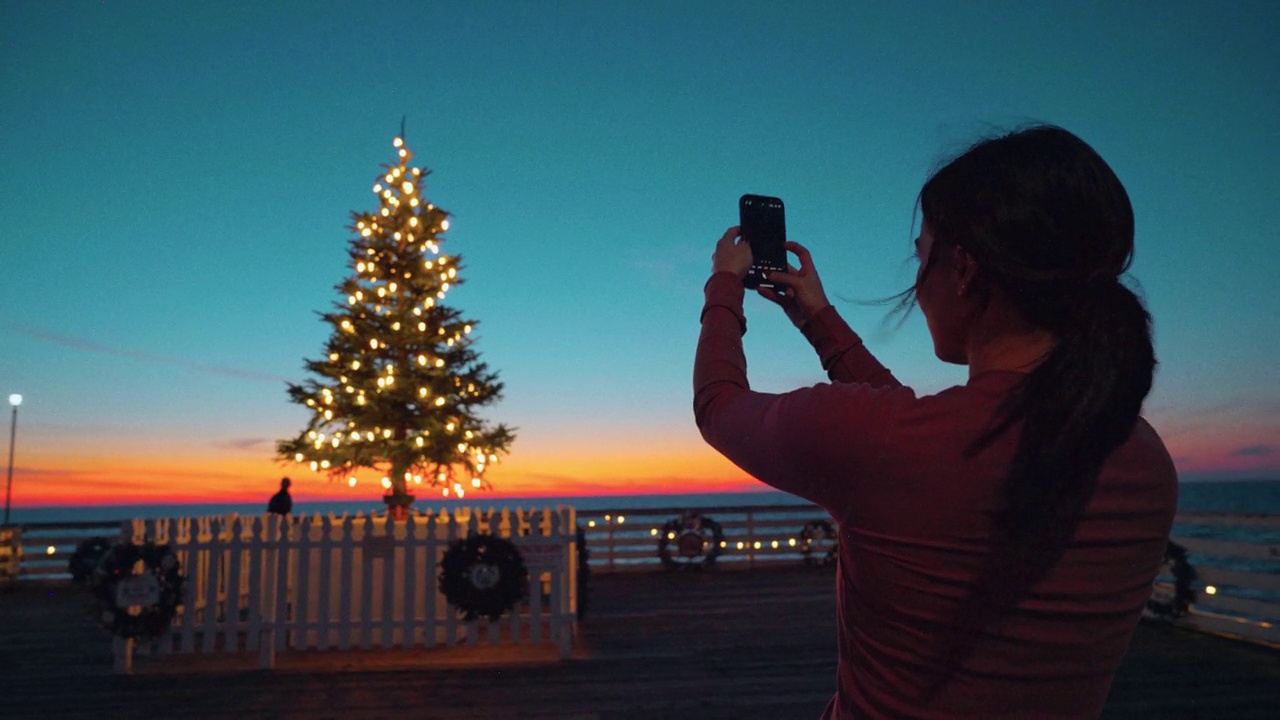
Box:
xmin=2 ymin=1 xmax=1277 ymax=509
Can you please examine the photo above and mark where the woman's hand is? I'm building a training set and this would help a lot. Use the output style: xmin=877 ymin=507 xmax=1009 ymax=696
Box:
xmin=758 ymin=241 xmax=832 ymax=329
xmin=711 ymin=225 xmax=751 ymax=278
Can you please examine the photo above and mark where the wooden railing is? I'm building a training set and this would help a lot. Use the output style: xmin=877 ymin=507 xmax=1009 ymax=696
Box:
xmin=6 ymin=507 xmax=1278 ymax=648
xmin=1159 ymin=512 xmax=1280 ymax=647
xmin=4 ymin=520 xmax=127 ymax=582
xmin=578 ymin=505 xmax=1280 ymax=647
xmin=576 ymin=504 xmax=832 ymax=571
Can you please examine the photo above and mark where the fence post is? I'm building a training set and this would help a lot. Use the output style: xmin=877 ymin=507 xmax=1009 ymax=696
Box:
xmin=565 ymin=508 xmax=578 ymax=623
xmin=259 ymin=514 xmax=279 ymax=669
xmin=560 ymin=507 xmax=576 ymax=656
xmin=113 ymin=636 xmax=134 ymax=674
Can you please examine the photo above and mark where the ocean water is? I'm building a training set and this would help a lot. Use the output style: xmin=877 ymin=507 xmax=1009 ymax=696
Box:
xmin=10 ymin=479 xmax=1280 ymax=525
xmin=1175 ymin=478 xmax=1280 ymax=514
xmin=1173 ymin=479 xmax=1280 ymax=546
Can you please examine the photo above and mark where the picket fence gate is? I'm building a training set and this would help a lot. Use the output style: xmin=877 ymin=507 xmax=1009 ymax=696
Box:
xmin=113 ymin=506 xmax=578 ymax=673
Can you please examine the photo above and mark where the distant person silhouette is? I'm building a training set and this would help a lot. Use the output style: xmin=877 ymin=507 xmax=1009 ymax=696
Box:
xmin=267 ymin=477 xmax=292 ymax=515
xmin=696 ymin=125 xmax=1177 ymax=718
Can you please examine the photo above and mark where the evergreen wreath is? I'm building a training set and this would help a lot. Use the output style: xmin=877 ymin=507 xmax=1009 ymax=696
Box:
xmin=657 ymin=511 xmax=724 ymax=571
xmin=1146 ymin=540 xmax=1197 ymax=619
xmin=88 ymin=541 xmax=186 ymax=640
xmin=799 ymin=519 xmax=839 ymax=567
xmin=68 ymin=536 xmax=113 ymax=585
xmin=438 ymin=533 xmax=529 ymax=621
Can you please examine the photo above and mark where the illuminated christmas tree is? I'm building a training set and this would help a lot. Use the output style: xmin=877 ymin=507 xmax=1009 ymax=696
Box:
xmin=277 ymin=134 xmax=514 ymax=516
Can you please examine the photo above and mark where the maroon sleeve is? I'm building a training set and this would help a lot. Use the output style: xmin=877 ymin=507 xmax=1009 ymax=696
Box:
xmin=693 ymin=272 xmax=908 ymax=510
xmin=800 ymin=305 xmax=901 ymax=388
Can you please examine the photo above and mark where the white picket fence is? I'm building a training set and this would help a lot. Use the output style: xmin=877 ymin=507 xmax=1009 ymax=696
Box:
xmin=114 ymin=506 xmax=577 ymax=673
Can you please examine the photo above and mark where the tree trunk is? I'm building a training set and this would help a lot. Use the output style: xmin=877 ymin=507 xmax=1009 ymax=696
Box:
xmin=385 ymin=454 xmax=414 ymax=521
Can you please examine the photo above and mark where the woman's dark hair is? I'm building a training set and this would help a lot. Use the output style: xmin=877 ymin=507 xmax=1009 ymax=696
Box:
xmin=888 ymin=125 xmax=1158 ymax=694
xmin=912 ymin=125 xmax=1156 ymax=551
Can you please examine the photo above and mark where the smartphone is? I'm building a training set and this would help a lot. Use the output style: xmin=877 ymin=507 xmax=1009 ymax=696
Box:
xmin=739 ymin=194 xmax=787 ymax=290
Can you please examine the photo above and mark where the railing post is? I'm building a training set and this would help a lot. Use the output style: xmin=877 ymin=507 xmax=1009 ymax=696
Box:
xmin=0 ymin=525 xmax=21 ymax=587
xmin=607 ymin=516 xmax=616 ymax=572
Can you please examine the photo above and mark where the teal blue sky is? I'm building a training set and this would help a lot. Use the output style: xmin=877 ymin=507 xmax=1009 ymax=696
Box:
xmin=1 ymin=1 xmax=1277 ymax=502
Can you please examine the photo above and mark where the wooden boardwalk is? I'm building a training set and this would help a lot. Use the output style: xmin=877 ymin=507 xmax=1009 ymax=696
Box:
xmin=2 ymin=567 xmax=1279 ymax=719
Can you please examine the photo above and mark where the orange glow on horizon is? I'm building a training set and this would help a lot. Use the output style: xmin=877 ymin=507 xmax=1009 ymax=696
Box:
xmin=7 ymin=434 xmax=765 ymax=508
xmin=6 ymin=421 xmax=1275 ymax=509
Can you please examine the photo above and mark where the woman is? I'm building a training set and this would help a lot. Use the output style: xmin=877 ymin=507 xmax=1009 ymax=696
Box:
xmin=694 ymin=125 xmax=1177 ymax=718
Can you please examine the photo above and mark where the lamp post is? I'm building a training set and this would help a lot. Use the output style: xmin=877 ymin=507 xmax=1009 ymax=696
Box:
xmin=4 ymin=394 xmax=20 ymax=526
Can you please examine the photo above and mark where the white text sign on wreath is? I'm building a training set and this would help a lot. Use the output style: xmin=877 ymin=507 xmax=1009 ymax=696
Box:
xmin=115 ymin=574 xmax=160 ymax=608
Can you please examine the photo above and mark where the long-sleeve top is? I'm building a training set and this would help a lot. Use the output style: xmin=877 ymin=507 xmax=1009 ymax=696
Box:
xmin=693 ymin=271 xmax=1178 ymax=719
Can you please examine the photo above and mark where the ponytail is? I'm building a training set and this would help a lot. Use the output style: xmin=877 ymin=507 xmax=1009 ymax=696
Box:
xmin=973 ymin=278 xmax=1155 ymax=545
xmin=897 ymin=127 xmax=1157 ymax=685
xmin=911 ymin=125 xmax=1157 ymax=556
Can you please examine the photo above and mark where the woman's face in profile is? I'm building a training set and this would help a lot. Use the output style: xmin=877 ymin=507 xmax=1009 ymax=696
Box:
xmin=914 ymin=226 xmax=935 ymax=285
xmin=916 ymin=223 xmax=968 ymax=365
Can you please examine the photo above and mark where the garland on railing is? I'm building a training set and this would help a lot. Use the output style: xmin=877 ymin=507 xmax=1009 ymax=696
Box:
xmin=88 ymin=541 xmax=186 ymax=640
xmin=658 ymin=511 xmax=724 ymax=571
xmin=799 ymin=520 xmax=839 ymax=567
xmin=439 ymin=533 xmax=529 ymax=621
xmin=68 ymin=537 xmax=113 ymax=585
xmin=1146 ymin=540 xmax=1197 ymax=619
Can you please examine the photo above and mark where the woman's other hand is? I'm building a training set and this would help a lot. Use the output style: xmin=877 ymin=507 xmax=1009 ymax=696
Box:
xmin=759 ymin=241 xmax=832 ymax=329
xmin=711 ymin=225 xmax=751 ymax=278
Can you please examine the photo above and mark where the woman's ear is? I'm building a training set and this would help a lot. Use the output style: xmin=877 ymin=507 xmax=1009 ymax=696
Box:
xmin=953 ymin=245 xmax=980 ymax=297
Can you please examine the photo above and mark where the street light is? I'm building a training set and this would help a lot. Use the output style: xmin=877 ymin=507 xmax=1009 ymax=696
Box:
xmin=4 ymin=394 xmax=20 ymax=526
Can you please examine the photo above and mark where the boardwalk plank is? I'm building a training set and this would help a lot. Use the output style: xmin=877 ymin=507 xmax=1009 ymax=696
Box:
xmin=2 ymin=568 xmax=1279 ymax=719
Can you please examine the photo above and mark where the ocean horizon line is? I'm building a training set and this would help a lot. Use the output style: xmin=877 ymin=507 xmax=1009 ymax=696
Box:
xmin=6 ymin=478 xmax=1279 ymax=525
xmin=6 ymin=489 xmax=808 ymax=524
